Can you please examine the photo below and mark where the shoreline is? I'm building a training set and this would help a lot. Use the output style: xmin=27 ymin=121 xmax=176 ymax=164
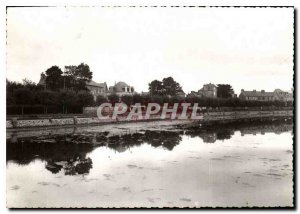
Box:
xmin=6 ymin=109 xmax=293 ymax=131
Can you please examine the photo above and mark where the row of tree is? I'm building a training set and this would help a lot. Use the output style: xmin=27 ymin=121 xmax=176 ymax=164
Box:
xmin=7 ymin=62 xmax=95 ymax=115
xmin=7 ymin=80 xmax=94 ymax=114
xmin=148 ymin=77 xmax=234 ymax=98
xmin=96 ymin=93 xmax=292 ymax=108
xmin=7 ymin=63 xmax=292 ymax=115
xmin=148 ymin=77 xmax=184 ymax=96
xmin=43 ymin=63 xmax=92 ymax=91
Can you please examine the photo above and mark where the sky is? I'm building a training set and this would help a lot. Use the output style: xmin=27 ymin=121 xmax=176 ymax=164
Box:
xmin=6 ymin=7 xmax=294 ymax=94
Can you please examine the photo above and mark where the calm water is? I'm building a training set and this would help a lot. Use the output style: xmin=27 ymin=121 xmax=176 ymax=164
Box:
xmin=7 ymin=120 xmax=294 ymax=208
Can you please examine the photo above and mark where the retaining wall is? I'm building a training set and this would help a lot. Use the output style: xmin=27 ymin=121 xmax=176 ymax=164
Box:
xmin=6 ymin=110 xmax=293 ymax=129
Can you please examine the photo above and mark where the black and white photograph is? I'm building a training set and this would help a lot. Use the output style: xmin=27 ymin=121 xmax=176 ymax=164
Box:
xmin=5 ymin=6 xmax=294 ymax=208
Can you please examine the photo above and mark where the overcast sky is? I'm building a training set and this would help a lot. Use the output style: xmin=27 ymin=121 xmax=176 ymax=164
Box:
xmin=7 ymin=7 xmax=294 ymax=94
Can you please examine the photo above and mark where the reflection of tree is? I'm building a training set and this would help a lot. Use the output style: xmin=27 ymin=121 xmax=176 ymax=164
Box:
xmin=46 ymin=157 xmax=92 ymax=175
xmin=184 ymin=119 xmax=293 ymax=143
xmin=216 ymin=129 xmax=234 ymax=141
xmin=144 ymin=131 xmax=182 ymax=150
xmin=106 ymin=131 xmax=182 ymax=151
xmin=7 ymin=118 xmax=293 ymax=174
xmin=7 ymin=134 xmax=96 ymax=176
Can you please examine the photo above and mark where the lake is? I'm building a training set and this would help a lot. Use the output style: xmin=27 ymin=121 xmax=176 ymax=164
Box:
xmin=6 ymin=119 xmax=294 ymax=208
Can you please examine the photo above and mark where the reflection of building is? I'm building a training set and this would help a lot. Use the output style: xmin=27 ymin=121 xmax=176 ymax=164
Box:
xmin=200 ymin=132 xmax=217 ymax=143
xmin=240 ymin=123 xmax=293 ymax=136
xmin=109 ymin=81 xmax=135 ymax=96
xmin=86 ymin=80 xmax=108 ymax=100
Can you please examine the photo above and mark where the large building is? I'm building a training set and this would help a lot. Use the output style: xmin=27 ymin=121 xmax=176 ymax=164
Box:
xmin=108 ymin=81 xmax=135 ymax=96
xmin=38 ymin=73 xmax=46 ymax=88
xmin=198 ymin=83 xmax=217 ymax=98
xmin=187 ymin=83 xmax=217 ymax=98
xmin=37 ymin=72 xmax=108 ymax=100
xmin=239 ymin=89 xmax=293 ymax=102
xmin=273 ymin=89 xmax=293 ymax=102
xmin=86 ymin=81 xmax=108 ymax=100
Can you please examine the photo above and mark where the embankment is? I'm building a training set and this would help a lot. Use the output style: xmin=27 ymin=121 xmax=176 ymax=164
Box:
xmin=6 ymin=109 xmax=293 ymax=130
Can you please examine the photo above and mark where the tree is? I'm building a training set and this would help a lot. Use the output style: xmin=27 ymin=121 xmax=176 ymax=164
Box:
xmin=45 ymin=66 xmax=63 ymax=91
xmin=58 ymin=90 xmax=77 ymax=114
xmin=14 ymin=88 xmax=33 ymax=115
xmin=132 ymin=94 xmax=143 ymax=104
xmin=217 ymin=84 xmax=234 ymax=98
xmin=65 ymin=63 xmax=93 ymax=92
xmin=77 ymin=90 xmax=94 ymax=107
xmin=35 ymin=90 xmax=58 ymax=114
xmin=162 ymin=77 xmax=183 ymax=96
xmin=96 ymin=95 xmax=108 ymax=106
xmin=108 ymin=94 xmax=119 ymax=105
xmin=121 ymin=95 xmax=133 ymax=106
xmin=148 ymin=80 xmax=164 ymax=96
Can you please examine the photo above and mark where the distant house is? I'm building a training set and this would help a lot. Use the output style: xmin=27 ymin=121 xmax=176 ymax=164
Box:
xmin=108 ymin=81 xmax=135 ymax=96
xmin=239 ymin=90 xmax=275 ymax=101
xmin=198 ymin=83 xmax=217 ymax=98
xmin=187 ymin=84 xmax=217 ymax=98
xmin=176 ymin=91 xmax=186 ymax=98
xmin=86 ymin=80 xmax=108 ymax=101
xmin=239 ymin=89 xmax=293 ymax=102
xmin=38 ymin=72 xmax=46 ymax=88
xmin=38 ymin=73 xmax=108 ymax=101
xmin=273 ymin=89 xmax=293 ymax=102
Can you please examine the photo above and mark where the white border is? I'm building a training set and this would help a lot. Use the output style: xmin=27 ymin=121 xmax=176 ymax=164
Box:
xmin=1 ymin=0 xmax=298 ymax=213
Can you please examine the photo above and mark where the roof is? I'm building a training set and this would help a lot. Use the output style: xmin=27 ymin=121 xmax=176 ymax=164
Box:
xmin=87 ymin=80 xmax=107 ymax=88
xmin=38 ymin=73 xmax=46 ymax=85
xmin=115 ymin=81 xmax=130 ymax=88
xmin=241 ymin=90 xmax=275 ymax=97
xmin=204 ymin=83 xmax=216 ymax=87
xmin=200 ymin=83 xmax=216 ymax=91
xmin=274 ymin=89 xmax=284 ymax=93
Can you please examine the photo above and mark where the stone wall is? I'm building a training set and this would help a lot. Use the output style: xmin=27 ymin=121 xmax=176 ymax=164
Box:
xmin=6 ymin=110 xmax=293 ymax=129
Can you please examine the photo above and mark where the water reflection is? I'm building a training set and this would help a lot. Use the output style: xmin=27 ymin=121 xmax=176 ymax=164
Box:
xmin=6 ymin=119 xmax=294 ymax=208
xmin=7 ymin=119 xmax=293 ymax=176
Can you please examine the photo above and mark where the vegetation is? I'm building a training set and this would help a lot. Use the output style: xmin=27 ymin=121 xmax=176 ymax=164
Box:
xmin=6 ymin=62 xmax=95 ymax=115
xmin=6 ymin=69 xmax=293 ymax=115
xmin=148 ymin=77 xmax=184 ymax=96
xmin=216 ymin=84 xmax=234 ymax=98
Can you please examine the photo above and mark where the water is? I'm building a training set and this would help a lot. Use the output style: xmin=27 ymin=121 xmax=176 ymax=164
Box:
xmin=6 ymin=120 xmax=294 ymax=208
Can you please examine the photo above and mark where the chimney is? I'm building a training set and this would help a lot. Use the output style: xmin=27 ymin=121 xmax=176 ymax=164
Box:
xmin=261 ymin=90 xmax=265 ymax=93
xmin=241 ymin=89 xmax=244 ymax=92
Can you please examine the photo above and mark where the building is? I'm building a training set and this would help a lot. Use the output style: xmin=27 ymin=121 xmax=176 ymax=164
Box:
xmin=86 ymin=80 xmax=108 ymax=101
xmin=239 ymin=89 xmax=293 ymax=102
xmin=273 ymin=89 xmax=293 ymax=102
xmin=187 ymin=84 xmax=217 ymax=98
xmin=176 ymin=91 xmax=186 ymax=98
xmin=239 ymin=89 xmax=275 ymax=101
xmin=38 ymin=72 xmax=108 ymax=101
xmin=198 ymin=83 xmax=217 ymax=98
xmin=108 ymin=81 xmax=135 ymax=96
xmin=38 ymin=73 xmax=46 ymax=88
